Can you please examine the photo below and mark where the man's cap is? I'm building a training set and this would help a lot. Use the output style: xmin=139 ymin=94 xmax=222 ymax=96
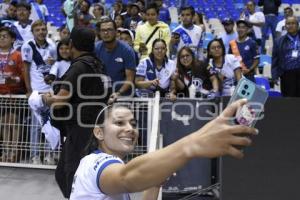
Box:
xmin=70 ymin=27 xmax=95 ymax=52
xmin=222 ymin=17 xmax=234 ymax=25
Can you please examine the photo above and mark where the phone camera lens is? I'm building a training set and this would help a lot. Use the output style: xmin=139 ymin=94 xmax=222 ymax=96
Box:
xmin=247 ymin=92 xmax=250 ymax=96
xmin=244 ymin=84 xmax=249 ymax=89
xmin=241 ymin=90 xmax=246 ymax=95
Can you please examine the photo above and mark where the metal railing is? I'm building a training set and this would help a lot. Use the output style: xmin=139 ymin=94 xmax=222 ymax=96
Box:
xmin=0 ymin=94 xmax=161 ymax=171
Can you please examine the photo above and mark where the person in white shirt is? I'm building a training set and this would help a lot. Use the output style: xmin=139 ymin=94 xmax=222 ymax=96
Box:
xmin=29 ymin=0 xmax=49 ymax=22
xmin=241 ymin=0 xmax=265 ymax=47
xmin=135 ymin=38 xmax=176 ymax=97
xmin=69 ymin=101 xmax=258 ymax=200
xmin=44 ymin=38 xmax=71 ymax=85
xmin=170 ymin=6 xmax=203 ymax=60
xmin=0 ymin=0 xmax=10 ymax=18
xmin=276 ymin=7 xmax=294 ymax=38
xmin=207 ymin=38 xmax=242 ymax=96
xmin=21 ymin=20 xmax=57 ymax=164
xmin=13 ymin=2 xmax=34 ymax=49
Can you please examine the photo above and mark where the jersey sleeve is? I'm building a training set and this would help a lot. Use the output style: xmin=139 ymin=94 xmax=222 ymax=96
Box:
xmin=136 ymin=59 xmax=147 ymax=77
xmin=230 ymin=55 xmax=241 ymax=71
xmin=21 ymin=42 xmax=33 ymax=63
xmin=93 ymin=153 xmax=123 ymax=192
xmin=49 ymin=62 xmax=59 ymax=76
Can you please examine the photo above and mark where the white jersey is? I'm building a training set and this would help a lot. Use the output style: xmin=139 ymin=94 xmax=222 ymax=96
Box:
xmin=30 ymin=3 xmax=49 ymax=22
xmin=49 ymin=60 xmax=71 ymax=79
xmin=0 ymin=3 xmax=9 ymax=18
xmin=21 ymin=39 xmax=57 ymax=92
xmin=173 ymin=24 xmax=203 ymax=52
xmin=13 ymin=21 xmax=34 ymax=44
xmin=136 ymin=57 xmax=176 ymax=96
xmin=248 ymin=12 xmax=265 ymax=39
xmin=209 ymin=54 xmax=240 ymax=96
xmin=70 ymin=150 xmax=130 ymax=200
xmin=276 ymin=19 xmax=286 ymax=36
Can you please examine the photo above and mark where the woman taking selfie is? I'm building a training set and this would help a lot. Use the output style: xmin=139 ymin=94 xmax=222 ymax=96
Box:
xmin=69 ymin=100 xmax=258 ymax=200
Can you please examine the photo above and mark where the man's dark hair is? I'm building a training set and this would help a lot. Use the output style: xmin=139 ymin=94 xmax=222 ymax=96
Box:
xmin=284 ymin=7 xmax=293 ymax=12
xmin=16 ymin=2 xmax=31 ymax=11
xmin=146 ymin=2 xmax=159 ymax=14
xmin=180 ymin=6 xmax=195 ymax=16
xmin=0 ymin=26 xmax=17 ymax=39
xmin=70 ymin=27 xmax=95 ymax=52
xmin=248 ymin=0 xmax=256 ymax=6
xmin=96 ymin=18 xmax=117 ymax=31
xmin=81 ymin=0 xmax=91 ymax=9
xmin=10 ymin=1 xmax=18 ymax=7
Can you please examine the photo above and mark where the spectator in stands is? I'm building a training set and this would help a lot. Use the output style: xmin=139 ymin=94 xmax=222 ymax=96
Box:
xmin=241 ymin=0 xmax=265 ymax=48
xmin=207 ymin=39 xmax=242 ymax=96
xmin=137 ymin=8 xmax=147 ymax=26
xmin=91 ymin=3 xmax=104 ymax=25
xmin=30 ymin=0 xmax=49 ymax=22
xmin=118 ymin=28 xmax=139 ymax=66
xmin=114 ymin=14 xmax=125 ymax=29
xmin=136 ymin=0 xmax=145 ymax=11
xmin=0 ymin=0 xmax=10 ymax=18
xmin=171 ymin=46 xmax=219 ymax=99
xmin=135 ymin=38 xmax=176 ymax=97
xmin=193 ymin=11 xmax=206 ymax=32
xmin=276 ymin=7 xmax=294 ymax=38
xmin=110 ymin=0 xmax=123 ymax=20
xmin=0 ymin=1 xmax=17 ymax=23
xmin=41 ymin=27 xmax=111 ymax=198
xmin=124 ymin=3 xmax=142 ymax=32
xmin=57 ymin=24 xmax=70 ymax=41
xmin=13 ymin=2 xmax=34 ymax=48
xmin=0 ymin=22 xmax=24 ymax=165
xmin=272 ymin=16 xmax=300 ymax=97
xmin=95 ymin=18 xmax=136 ymax=100
xmin=229 ymin=20 xmax=259 ymax=82
xmin=77 ymin=0 xmax=93 ymax=28
xmin=0 ymin=27 xmax=25 ymax=95
xmin=220 ymin=18 xmax=238 ymax=53
xmin=21 ymin=20 xmax=57 ymax=165
xmin=134 ymin=3 xmax=171 ymax=60
xmin=44 ymin=38 xmax=71 ymax=85
xmin=120 ymin=2 xmax=132 ymax=20
xmin=170 ymin=6 xmax=204 ymax=60
xmin=69 ymin=101 xmax=258 ymax=200
xmin=154 ymin=0 xmax=171 ymax=25
xmin=258 ymin=0 xmax=281 ymax=54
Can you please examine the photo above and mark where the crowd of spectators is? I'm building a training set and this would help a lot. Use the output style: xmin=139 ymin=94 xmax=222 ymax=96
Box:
xmin=0 ymin=0 xmax=300 ymax=165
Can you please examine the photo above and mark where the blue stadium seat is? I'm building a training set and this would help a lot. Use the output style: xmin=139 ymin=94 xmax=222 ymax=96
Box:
xmin=255 ymin=76 xmax=271 ymax=91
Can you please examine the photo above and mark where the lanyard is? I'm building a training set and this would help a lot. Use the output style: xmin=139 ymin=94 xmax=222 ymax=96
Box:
xmin=287 ymin=34 xmax=299 ymax=50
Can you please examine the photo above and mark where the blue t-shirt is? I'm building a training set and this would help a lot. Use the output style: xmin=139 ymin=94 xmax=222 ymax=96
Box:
xmin=95 ymin=40 xmax=136 ymax=93
xmin=229 ymin=38 xmax=258 ymax=70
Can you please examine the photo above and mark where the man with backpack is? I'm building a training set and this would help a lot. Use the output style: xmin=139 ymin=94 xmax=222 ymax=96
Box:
xmin=41 ymin=27 xmax=111 ymax=198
